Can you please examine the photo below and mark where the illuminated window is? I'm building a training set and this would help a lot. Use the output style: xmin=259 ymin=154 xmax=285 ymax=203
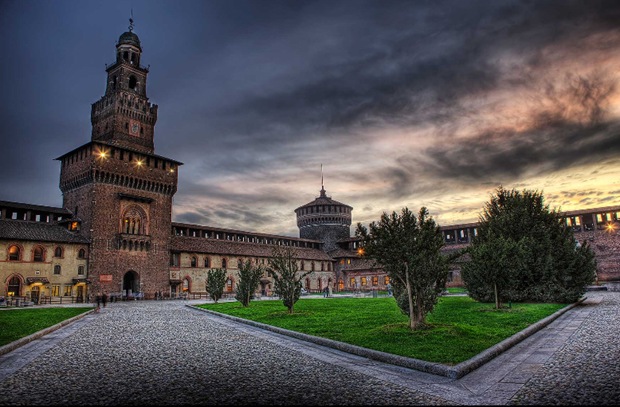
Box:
xmin=361 ymin=277 xmax=367 ymax=286
xmin=63 ymin=286 xmax=72 ymax=296
xmin=372 ymin=276 xmax=378 ymax=286
xmin=350 ymin=277 xmax=356 ymax=287
xmin=384 ymin=276 xmax=390 ymax=285
xmin=51 ymin=285 xmax=60 ymax=296
xmin=8 ymin=245 xmax=20 ymax=261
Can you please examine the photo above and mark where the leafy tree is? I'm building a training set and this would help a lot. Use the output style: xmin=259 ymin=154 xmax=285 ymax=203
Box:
xmin=235 ymin=259 xmax=264 ymax=307
xmin=462 ymin=235 xmax=524 ymax=308
xmin=206 ymin=268 xmax=227 ymax=303
xmin=267 ymin=247 xmax=312 ymax=314
xmin=462 ymin=186 xmax=597 ymax=303
xmin=356 ymin=207 xmax=449 ymax=330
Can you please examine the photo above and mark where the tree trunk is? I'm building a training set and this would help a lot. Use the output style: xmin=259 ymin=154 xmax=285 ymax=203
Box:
xmin=404 ymin=263 xmax=416 ymax=330
xmin=494 ymin=282 xmax=500 ymax=309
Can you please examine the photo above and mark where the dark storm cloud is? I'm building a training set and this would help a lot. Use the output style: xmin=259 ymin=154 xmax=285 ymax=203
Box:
xmin=2 ymin=0 xmax=620 ymax=234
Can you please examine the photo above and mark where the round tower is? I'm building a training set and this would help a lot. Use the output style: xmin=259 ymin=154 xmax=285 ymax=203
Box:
xmin=295 ymin=186 xmax=352 ymax=252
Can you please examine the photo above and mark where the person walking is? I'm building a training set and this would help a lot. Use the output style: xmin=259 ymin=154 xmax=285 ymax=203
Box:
xmin=102 ymin=291 xmax=108 ymax=308
xmin=95 ymin=292 xmax=101 ymax=313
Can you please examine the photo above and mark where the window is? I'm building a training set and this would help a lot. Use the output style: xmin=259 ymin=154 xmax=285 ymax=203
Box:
xmin=350 ymin=277 xmax=356 ymax=288
xmin=63 ymin=286 xmax=72 ymax=296
xmin=54 ymin=265 xmax=61 ymax=275
xmin=300 ymin=260 xmax=305 ymax=271
xmin=222 ymin=258 xmax=227 ymax=269
xmin=78 ymin=266 xmax=85 ymax=275
xmin=170 ymin=253 xmax=180 ymax=267
xmin=8 ymin=245 xmax=20 ymax=261
xmin=191 ymin=256 xmax=197 ymax=268
xmin=361 ymin=277 xmax=367 ymax=286
xmin=311 ymin=261 xmax=315 ymax=271
xmin=54 ymin=246 xmax=63 ymax=258
xmin=226 ymin=278 xmax=233 ymax=292
xmin=51 ymin=285 xmax=60 ymax=296
xmin=78 ymin=249 xmax=86 ymax=259
xmin=8 ymin=276 xmax=20 ymax=296
xmin=204 ymin=257 xmax=210 ymax=268
xmin=384 ymin=276 xmax=390 ymax=285
xmin=33 ymin=246 xmax=44 ymax=262
xmin=372 ymin=276 xmax=378 ymax=286
xmin=237 ymin=259 xmax=243 ymax=269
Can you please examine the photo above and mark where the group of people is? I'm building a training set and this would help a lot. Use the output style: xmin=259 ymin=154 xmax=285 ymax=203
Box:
xmin=95 ymin=291 xmax=108 ymax=312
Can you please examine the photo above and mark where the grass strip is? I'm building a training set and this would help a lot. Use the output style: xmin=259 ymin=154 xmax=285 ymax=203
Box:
xmin=198 ymin=296 xmax=566 ymax=365
xmin=0 ymin=307 xmax=93 ymax=346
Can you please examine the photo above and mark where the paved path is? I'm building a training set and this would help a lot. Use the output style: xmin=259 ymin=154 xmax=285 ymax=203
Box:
xmin=0 ymin=292 xmax=618 ymax=405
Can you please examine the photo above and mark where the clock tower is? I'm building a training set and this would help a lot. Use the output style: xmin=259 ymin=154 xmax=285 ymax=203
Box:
xmin=91 ymin=19 xmax=157 ymax=154
xmin=57 ymin=20 xmax=181 ymax=297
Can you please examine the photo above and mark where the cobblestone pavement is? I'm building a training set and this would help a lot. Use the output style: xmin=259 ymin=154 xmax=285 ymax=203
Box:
xmin=0 ymin=292 xmax=618 ymax=405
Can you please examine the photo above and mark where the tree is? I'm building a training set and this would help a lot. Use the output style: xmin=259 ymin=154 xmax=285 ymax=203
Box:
xmin=356 ymin=207 xmax=449 ymax=330
xmin=462 ymin=186 xmax=597 ymax=303
xmin=206 ymin=268 xmax=227 ymax=303
xmin=235 ymin=259 xmax=264 ymax=307
xmin=462 ymin=235 xmax=524 ymax=308
xmin=267 ymin=247 xmax=312 ymax=314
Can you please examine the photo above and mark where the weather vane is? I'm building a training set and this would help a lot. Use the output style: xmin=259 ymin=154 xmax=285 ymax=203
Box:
xmin=129 ymin=9 xmax=134 ymax=32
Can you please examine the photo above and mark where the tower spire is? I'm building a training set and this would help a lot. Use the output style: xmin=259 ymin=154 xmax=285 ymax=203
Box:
xmin=320 ymin=164 xmax=326 ymax=197
xmin=129 ymin=9 xmax=134 ymax=32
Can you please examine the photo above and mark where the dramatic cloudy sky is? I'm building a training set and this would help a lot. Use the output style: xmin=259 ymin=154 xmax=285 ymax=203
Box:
xmin=1 ymin=0 xmax=620 ymax=236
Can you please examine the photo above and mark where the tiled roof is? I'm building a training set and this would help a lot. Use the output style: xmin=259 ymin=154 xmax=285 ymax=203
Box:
xmin=294 ymin=188 xmax=352 ymax=211
xmin=0 ymin=200 xmax=70 ymax=215
xmin=0 ymin=220 xmax=89 ymax=244
xmin=170 ymin=236 xmax=333 ymax=261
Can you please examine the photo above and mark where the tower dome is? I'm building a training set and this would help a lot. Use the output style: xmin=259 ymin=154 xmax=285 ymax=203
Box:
xmin=295 ymin=186 xmax=352 ymax=252
xmin=118 ymin=31 xmax=141 ymax=50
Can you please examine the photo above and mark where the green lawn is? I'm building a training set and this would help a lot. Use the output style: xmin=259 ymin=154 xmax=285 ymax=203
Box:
xmin=0 ymin=307 xmax=93 ymax=346
xmin=198 ymin=296 xmax=567 ymax=365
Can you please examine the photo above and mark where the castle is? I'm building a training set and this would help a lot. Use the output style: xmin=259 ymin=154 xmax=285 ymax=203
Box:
xmin=1 ymin=25 xmax=619 ymax=305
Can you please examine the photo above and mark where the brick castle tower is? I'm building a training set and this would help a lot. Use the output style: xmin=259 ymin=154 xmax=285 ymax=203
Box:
xmin=56 ymin=20 xmax=182 ymax=296
xmin=295 ymin=177 xmax=352 ymax=252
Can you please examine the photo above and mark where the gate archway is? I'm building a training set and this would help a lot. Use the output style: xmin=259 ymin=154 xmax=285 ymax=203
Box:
xmin=122 ymin=270 xmax=140 ymax=299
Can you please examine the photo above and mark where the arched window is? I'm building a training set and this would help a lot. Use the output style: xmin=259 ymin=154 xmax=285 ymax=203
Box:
xmin=129 ymin=75 xmax=137 ymax=90
xmin=204 ymin=257 xmax=210 ymax=268
xmin=8 ymin=245 xmax=20 ymax=261
xmin=384 ymin=276 xmax=390 ymax=285
xmin=33 ymin=246 xmax=45 ymax=262
xmin=54 ymin=246 xmax=63 ymax=258
xmin=222 ymin=258 xmax=227 ymax=269
xmin=78 ymin=266 xmax=85 ymax=275
xmin=78 ymin=249 xmax=86 ymax=259
xmin=8 ymin=276 xmax=20 ymax=296
xmin=190 ymin=256 xmax=197 ymax=268
xmin=300 ymin=260 xmax=305 ymax=271
xmin=122 ymin=206 xmax=147 ymax=235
